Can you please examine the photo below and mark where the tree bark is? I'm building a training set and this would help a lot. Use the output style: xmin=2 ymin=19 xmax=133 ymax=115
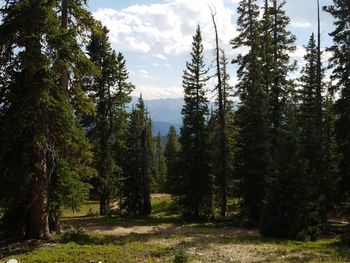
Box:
xmin=24 ymin=2 xmax=50 ymax=238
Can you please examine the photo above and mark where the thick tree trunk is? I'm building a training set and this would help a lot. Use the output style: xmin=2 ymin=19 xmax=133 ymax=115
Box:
xmin=26 ymin=149 xmax=50 ymax=239
xmin=24 ymin=1 xmax=50 ymax=239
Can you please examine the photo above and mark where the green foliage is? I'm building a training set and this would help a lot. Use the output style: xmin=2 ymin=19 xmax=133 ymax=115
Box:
xmin=324 ymin=0 xmax=350 ymax=203
xmin=0 ymin=0 xmax=95 ymax=238
xmin=120 ymin=96 xmax=153 ymax=216
xmin=164 ymin=126 xmax=180 ymax=195
xmin=178 ymin=25 xmax=213 ymax=219
xmin=152 ymin=132 xmax=167 ymax=193
xmin=85 ymin=24 xmax=133 ymax=215
xmin=231 ymin=0 xmax=269 ymax=225
xmin=173 ymin=250 xmax=189 ymax=263
xmin=260 ymin=106 xmax=322 ymax=241
xmin=62 ymin=227 xmax=91 ymax=244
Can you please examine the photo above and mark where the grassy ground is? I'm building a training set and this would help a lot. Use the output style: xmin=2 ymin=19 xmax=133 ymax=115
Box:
xmin=1 ymin=195 xmax=350 ymax=262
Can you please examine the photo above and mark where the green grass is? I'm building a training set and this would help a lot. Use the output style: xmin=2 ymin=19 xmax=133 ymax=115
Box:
xmin=62 ymin=201 xmax=100 ymax=218
xmin=2 ymin=230 xmax=350 ymax=262
xmin=2 ymin=196 xmax=350 ymax=262
xmin=2 ymin=241 xmax=164 ymax=262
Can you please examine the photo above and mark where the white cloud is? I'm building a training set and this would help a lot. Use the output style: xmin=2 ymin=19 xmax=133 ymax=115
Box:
xmin=291 ymin=21 xmax=312 ymax=28
xmin=132 ymin=85 xmax=184 ymax=99
xmin=153 ymin=53 xmax=167 ymax=60
xmin=137 ymin=69 xmax=153 ymax=79
xmin=93 ymin=0 xmax=238 ymax=56
xmin=290 ymin=45 xmax=306 ymax=65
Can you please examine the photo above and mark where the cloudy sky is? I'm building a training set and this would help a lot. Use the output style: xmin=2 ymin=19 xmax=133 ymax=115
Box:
xmin=87 ymin=0 xmax=334 ymax=100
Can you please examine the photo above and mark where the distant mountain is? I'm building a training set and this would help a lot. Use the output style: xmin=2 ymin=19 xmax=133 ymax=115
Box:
xmin=129 ymin=97 xmax=220 ymax=136
xmin=130 ymin=97 xmax=184 ymax=136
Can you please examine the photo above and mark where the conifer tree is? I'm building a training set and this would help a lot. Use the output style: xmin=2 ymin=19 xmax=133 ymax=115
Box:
xmin=324 ymin=0 xmax=350 ymax=202
xmin=48 ymin=0 xmax=97 ymax=232
xmin=262 ymin=0 xmax=297 ymax=148
xmin=121 ymin=96 xmax=152 ymax=216
xmin=164 ymin=126 xmax=180 ymax=195
xmin=260 ymin=105 xmax=322 ymax=241
xmin=298 ymin=33 xmax=326 ymax=223
xmin=210 ymin=49 xmax=236 ymax=216
xmin=153 ymin=132 xmax=167 ymax=193
xmin=231 ymin=0 xmax=269 ymax=225
xmin=85 ymin=25 xmax=120 ymax=215
xmin=179 ymin=25 xmax=213 ymax=219
xmin=322 ymin=86 xmax=340 ymax=213
xmin=0 ymin=0 xmax=93 ymax=238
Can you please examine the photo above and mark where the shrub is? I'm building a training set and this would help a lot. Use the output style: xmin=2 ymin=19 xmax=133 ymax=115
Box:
xmin=173 ymin=250 xmax=189 ymax=263
xmin=61 ymin=227 xmax=91 ymax=244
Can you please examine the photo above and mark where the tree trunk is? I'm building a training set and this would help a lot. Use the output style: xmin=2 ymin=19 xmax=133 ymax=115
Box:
xmin=100 ymin=194 xmax=108 ymax=215
xmin=211 ymin=8 xmax=228 ymax=216
xmin=24 ymin=3 xmax=50 ymax=238
xmin=26 ymin=148 xmax=50 ymax=239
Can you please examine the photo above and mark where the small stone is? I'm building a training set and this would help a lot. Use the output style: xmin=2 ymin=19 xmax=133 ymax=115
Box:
xmin=6 ymin=259 xmax=19 ymax=263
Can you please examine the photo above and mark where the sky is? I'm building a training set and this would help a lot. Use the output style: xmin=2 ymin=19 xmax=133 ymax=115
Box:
xmin=87 ymin=0 xmax=335 ymax=100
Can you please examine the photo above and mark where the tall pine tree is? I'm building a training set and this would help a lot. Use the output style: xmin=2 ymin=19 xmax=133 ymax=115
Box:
xmin=179 ymin=25 xmax=213 ymax=219
xmin=86 ymin=25 xmax=121 ymax=215
xmin=324 ymin=0 xmax=350 ymax=203
xmin=0 ymin=0 xmax=94 ymax=238
xmin=120 ymin=96 xmax=152 ymax=216
xmin=231 ymin=0 xmax=269 ymax=225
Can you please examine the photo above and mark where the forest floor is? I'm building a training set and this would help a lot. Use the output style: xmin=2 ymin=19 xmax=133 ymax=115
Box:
xmin=1 ymin=195 xmax=350 ymax=263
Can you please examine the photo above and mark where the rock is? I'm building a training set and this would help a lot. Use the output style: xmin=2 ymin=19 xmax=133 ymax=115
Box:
xmin=6 ymin=259 xmax=19 ymax=263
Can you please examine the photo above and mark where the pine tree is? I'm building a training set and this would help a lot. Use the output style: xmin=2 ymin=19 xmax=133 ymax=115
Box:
xmin=210 ymin=9 xmax=231 ymax=216
xmin=324 ymin=0 xmax=350 ymax=202
xmin=260 ymin=105 xmax=322 ymax=240
xmin=0 ymin=0 xmax=93 ymax=238
xmin=298 ymin=33 xmax=327 ymax=224
xmin=48 ymin=0 xmax=97 ymax=232
xmin=153 ymin=132 xmax=167 ymax=193
xmin=322 ymin=85 xmax=340 ymax=213
xmin=231 ymin=0 xmax=269 ymax=225
xmin=164 ymin=126 xmax=180 ymax=195
xmin=179 ymin=25 xmax=213 ymax=219
xmin=209 ymin=49 xmax=236 ymax=216
xmin=120 ymin=96 xmax=152 ymax=216
xmin=85 ymin=25 xmax=120 ymax=216
xmin=263 ymin=0 xmax=297 ymax=148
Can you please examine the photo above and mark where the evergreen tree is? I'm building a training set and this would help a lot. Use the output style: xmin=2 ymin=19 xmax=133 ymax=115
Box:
xmin=164 ymin=126 xmax=180 ymax=195
xmin=210 ymin=49 xmax=236 ymax=216
xmin=324 ymin=0 xmax=350 ymax=202
xmin=231 ymin=0 xmax=269 ymax=225
xmin=0 ymin=0 xmax=93 ymax=238
xmin=120 ymin=96 xmax=152 ymax=216
xmin=179 ymin=25 xmax=213 ymax=219
xmin=260 ymin=106 xmax=322 ymax=240
xmin=48 ymin=0 xmax=97 ymax=232
xmin=153 ymin=132 xmax=167 ymax=193
xmin=322 ymin=86 xmax=340 ymax=213
xmin=85 ymin=25 xmax=120 ymax=215
xmin=262 ymin=0 xmax=297 ymax=148
xmin=298 ymin=33 xmax=326 ymax=223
